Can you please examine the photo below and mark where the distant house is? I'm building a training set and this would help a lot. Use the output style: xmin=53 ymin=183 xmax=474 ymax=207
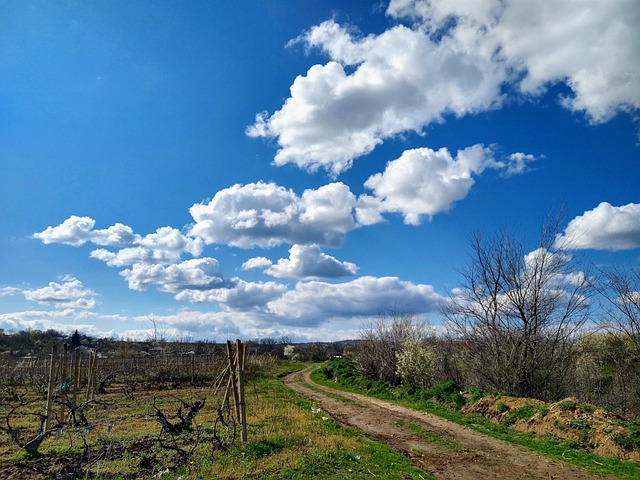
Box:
xmin=149 ymin=346 xmax=164 ymax=356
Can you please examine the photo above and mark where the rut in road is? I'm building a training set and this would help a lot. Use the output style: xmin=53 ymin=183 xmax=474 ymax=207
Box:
xmin=284 ymin=367 xmax=614 ymax=480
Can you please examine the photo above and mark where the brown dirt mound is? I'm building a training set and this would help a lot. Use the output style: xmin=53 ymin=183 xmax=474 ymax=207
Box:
xmin=463 ymin=394 xmax=640 ymax=461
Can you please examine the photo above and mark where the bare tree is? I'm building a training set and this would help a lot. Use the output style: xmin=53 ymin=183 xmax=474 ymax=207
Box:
xmin=444 ymin=221 xmax=592 ymax=400
xmin=599 ymin=266 xmax=640 ymax=349
xmin=597 ymin=266 xmax=640 ymax=415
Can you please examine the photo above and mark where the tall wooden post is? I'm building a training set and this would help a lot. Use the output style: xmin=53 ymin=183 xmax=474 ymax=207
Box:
xmin=72 ymin=348 xmax=81 ymax=407
xmin=226 ymin=341 xmax=241 ymax=423
xmin=59 ymin=344 xmax=69 ymax=425
xmin=236 ymin=339 xmax=247 ymax=443
xmin=44 ymin=345 xmax=58 ymax=432
xmin=86 ymin=350 xmax=97 ymax=400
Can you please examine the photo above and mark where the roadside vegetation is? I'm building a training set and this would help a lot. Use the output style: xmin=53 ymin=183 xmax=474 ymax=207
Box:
xmin=313 ymin=357 xmax=640 ymax=480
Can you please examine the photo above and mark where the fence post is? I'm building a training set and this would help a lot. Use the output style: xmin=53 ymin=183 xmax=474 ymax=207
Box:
xmin=59 ymin=343 xmax=68 ymax=425
xmin=236 ymin=339 xmax=247 ymax=444
xmin=44 ymin=345 xmax=58 ymax=432
xmin=72 ymin=348 xmax=81 ymax=407
xmin=86 ymin=350 xmax=97 ymax=400
xmin=226 ymin=341 xmax=241 ymax=424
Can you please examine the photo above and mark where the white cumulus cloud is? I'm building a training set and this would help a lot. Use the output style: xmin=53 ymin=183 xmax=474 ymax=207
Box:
xmin=34 ymin=216 xmax=137 ymax=247
xmin=267 ymin=276 xmax=443 ymax=326
xmin=35 ymin=217 xmax=204 ymax=266
xmin=175 ymin=279 xmax=288 ymax=311
xmin=20 ymin=276 xmax=97 ymax=309
xmin=248 ymin=19 xmax=505 ymax=175
xmin=555 ymin=202 xmax=640 ymax=250
xmin=189 ymin=181 xmax=357 ymax=248
xmin=387 ymin=0 xmax=640 ymax=123
xmin=358 ymin=144 xmax=536 ymax=225
xmin=249 ymin=1 xmax=639 ymax=175
xmin=243 ymin=244 xmax=358 ymax=279
xmin=119 ymin=258 xmax=224 ymax=292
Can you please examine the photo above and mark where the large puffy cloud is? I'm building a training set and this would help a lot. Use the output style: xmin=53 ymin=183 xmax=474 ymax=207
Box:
xmin=0 ymin=309 xmax=102 ymax=335
xmin=119 ymin=258 xmax=224 ymax=292
xmin=35 ymin=217 xmax=203 ymax=265
xmin=248 ymin=1 xmax=638 ymax=175
xmin=267 ymin=276 xmax=443 ymax=325
xmin=555 ymin=202 xmax=640 ymax=250
xmin=242 ymin=244 xmax=358 ymax=279
xmin=357 ymin=145 xmax=537 ymax=225
xmin=389 ymin=0 xmax=640 ymax=122
xmin=117 ymin=255 xmax=287 ymax=311
xmin=176 ymin=279 xmax=288 ymax=311
xmin=34 ymin=216 xmax=137 ymax=247
xmin=248 ymin=20 xmax=505 ymax=175
xmin=189 ymin=181 xmax=357 ymax=248
xmin=18 ymin=276 xmax=97 ymax=309
xmin=126 ymin=310 xmax=361 ymax=343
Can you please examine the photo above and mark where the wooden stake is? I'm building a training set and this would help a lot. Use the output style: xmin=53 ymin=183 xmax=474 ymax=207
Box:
xmin=86 ymin=350 xmax=97 ymax=400
xmin=72 ymin=348 xmax=81 ymax=407
xmin=236 ymin=339 xmax=247 ymax=443
xmin=226 ymin=340 xmax=241 ymax=423
xmin=59 ymin=344 xmax=68 ymax=426
xmin=44 ymin=345 xmax=57 ymax=432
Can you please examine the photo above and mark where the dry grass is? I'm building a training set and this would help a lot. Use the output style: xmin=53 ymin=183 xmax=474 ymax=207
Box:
xmin=0 ymin=362 xmax=429 ymax=479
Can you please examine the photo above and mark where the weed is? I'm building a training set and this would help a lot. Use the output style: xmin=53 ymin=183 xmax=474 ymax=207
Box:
xmin=567 ymin=419 xmax=592 ymax=430
xmin=557 ymin=400 xmax=577 ymax=411
xmin=580 ymin=403 xmax=596 ymax=414
xmin=496 ymin=402 xmax=509 ymax=414
xmin=613 ymin=424 xmax=640 ymax=451
xmin=536 ymin=405 xmax=549 ymax=417
xmin=469 ymin=386 xmax=490 ymax=403
xmin=504 ymin=404 xmax=536 ymax=426
xmin=553 ymin=419 xmax=566 ymax=431
xmin=428 ymin=380 xmax=466 ymax=409
xmin=239 ymin=438 xmax=287 ymax=458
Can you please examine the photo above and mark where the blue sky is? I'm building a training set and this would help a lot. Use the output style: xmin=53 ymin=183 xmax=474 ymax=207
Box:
xmin=1 ymin=0 xmax=639 ymax=342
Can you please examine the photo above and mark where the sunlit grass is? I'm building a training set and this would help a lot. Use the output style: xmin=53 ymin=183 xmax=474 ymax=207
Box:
xmin=312 ymin=359 xmax=640 ymax=480
xmin=0 ymin=361 xmax=431 ymax=479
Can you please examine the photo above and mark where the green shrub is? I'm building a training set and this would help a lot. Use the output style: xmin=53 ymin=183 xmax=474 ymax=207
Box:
xmin=536 ymin=405 xmax=550 ymax=417
xmin=557 ymin=399 xmax=577 ymax=411
xmin=613 ymin=425 xmax=640 ymax=451
xmin=469 ymin=386 xmax=490 ymax=403
xmin=580 ymin=403 xmax=596 ymax=414
xmin=428 ymin=380 xmax=466 ymax=409
xmin=505 ymin=404 xmax=536 ymax=426
xmin=567 ymin=419 xmax=592 ymax=430
xmin=496 ymin=402 xmax=509 ymax=414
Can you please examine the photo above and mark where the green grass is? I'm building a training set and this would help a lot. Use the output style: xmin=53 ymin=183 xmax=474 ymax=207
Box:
xmin=504 ymin=404 xmax=536 ymax=426
xmin=536 ymin=404 xmax=550 ymax=417
xmin=395 ymin=419 xmax=473 ymax=452
xmin=557 ymin=399 xmax=577 ymax=411
xmin=312 ymin=358 xmax=640 ymax=480
xmin=0 ymin=360 xmax=433 ymax=479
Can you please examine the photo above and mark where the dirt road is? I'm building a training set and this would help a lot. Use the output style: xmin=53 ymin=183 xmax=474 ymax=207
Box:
xmin=283 ymin=367 xmax=613 ymax=480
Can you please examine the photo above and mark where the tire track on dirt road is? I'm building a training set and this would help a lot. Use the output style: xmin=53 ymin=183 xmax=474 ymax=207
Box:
xmin=283 ymin=367 xmax=614 ymax=480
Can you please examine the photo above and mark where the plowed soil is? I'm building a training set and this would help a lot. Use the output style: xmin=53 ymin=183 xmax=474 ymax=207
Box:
xmin=284 ymin=367 xmax=614 ymax=480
